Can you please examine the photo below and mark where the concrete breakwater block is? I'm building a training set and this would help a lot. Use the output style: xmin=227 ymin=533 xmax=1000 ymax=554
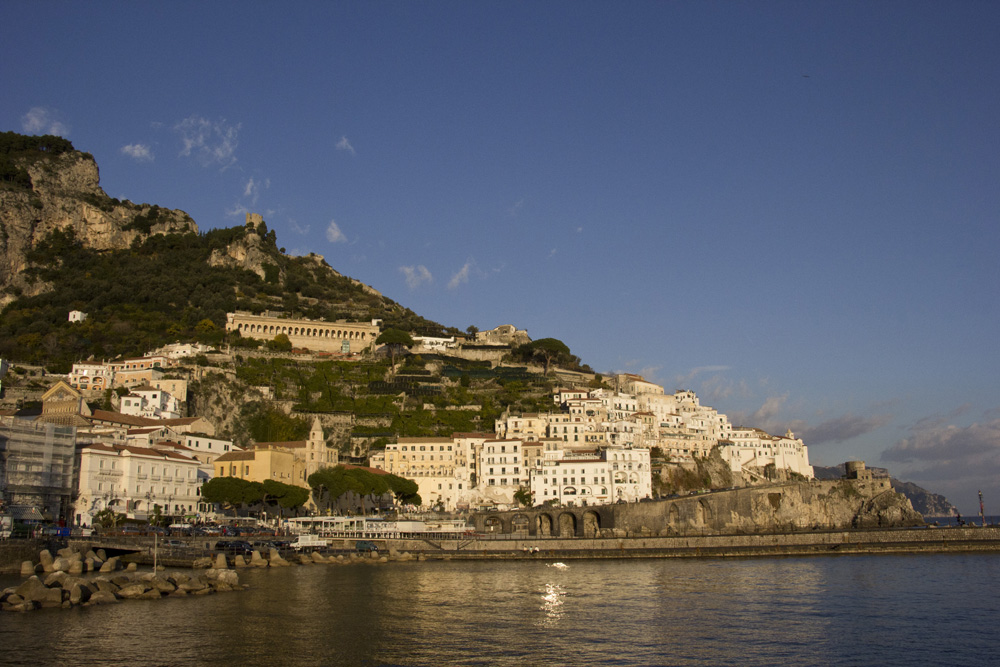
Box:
xmin=268 ymin=548 xmax=291 ymax=566
xmin=20 ymin=561 xmax=35 ymax=577
xmin=1 ymin=568 xmax=243 ymax=612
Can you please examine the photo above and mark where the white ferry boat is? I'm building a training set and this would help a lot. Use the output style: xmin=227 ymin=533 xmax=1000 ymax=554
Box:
xmin=284 ymin=516 xmax=474 ymax=539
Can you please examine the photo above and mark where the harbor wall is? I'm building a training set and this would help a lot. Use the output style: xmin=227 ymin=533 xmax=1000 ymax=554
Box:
xmin=385 ymin=526 xmax=1000 ymax=559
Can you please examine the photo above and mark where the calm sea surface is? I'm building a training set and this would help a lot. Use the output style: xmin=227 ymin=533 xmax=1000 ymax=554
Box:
xmin=1 ymin=554 xmax=998 ymax=666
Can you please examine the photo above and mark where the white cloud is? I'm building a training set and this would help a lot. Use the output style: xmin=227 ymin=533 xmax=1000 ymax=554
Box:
xmin=22 ymin=107 xmax=69 ymax=136
xmin=448 ymin=261 xmax=473 ymax=290
xmin=548 ymin=248 xmax=557 ymax=258
xmin=243 ymin=176 xmax=269 ymax=204
xmin=575 ymin=226 xmax=583 ymax=233
xmin=174 ymin=115 xmax=240 ymax=169
xmin=121 ymin=143 xmax=153 ymax=161
xmin=326 ymin=219 xmax=347 ymax=243
xmin=799 ymin=414 xmax=893 ymax=446
xmin=336 ymin=136 xmax=356 ymax=155
xmin=508 ymin=199 xmax=524 ymax=216
xmin=289 ymin=219 xmax=310 ymax=235
xmin=400 ymin=265 xmax=433 ymax=289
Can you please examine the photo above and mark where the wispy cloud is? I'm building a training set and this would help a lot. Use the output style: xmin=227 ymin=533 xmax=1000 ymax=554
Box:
xmin=799 ymin=414 xmax=892 ymax=446
xmin=336 ymin=136 xmax=356 ymax=156
xmin=174 ymin=115 xmax=240 ymax=169
xmin=548 ymin=248 xmax=557 ymax=258
xmin=400 ymin=265 xmax=433 ymax=289
xmin=243 ymin=176 xmax=269 ymax=205
xmin=289 ymin=219 xmax=310 ymax=235
xmin=883 ymin=416 xmax=1000 ymax=464
xmin=880 ymin=412 xmax=1000 ymax=509
xmin=22 ymin=107 xmax=69 ymax=136
xmin=699 ymin=376 xmax=750 ymax=402
xmin=508 ymin=199 xmax=524 ymax=216
xmin=675 ymin=365 xmax=732 ymax=387
xmin=121 ymin=143 xmax=153 ymax=161
xmin=448 ymin=261 xmax=473 ymax=290
xmin=326 ymin=219 xmax=347 ymax=243
xmin=729 ymin=394 xmax=891 ymax=445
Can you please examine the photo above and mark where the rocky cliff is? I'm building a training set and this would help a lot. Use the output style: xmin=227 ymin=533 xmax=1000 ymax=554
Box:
xmin=813 ymin=465 xmax=957 ymax=517
xmin=0 ymin=145 xmax=195 ymax=307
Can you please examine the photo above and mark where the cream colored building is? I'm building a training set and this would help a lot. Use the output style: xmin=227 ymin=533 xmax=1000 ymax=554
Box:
xmin=719 ymin=428 xmax=814 ymax=480
xmin=381 ymin=437 xmax=466 ymax=510
xmin=68 ymin=363 xmax=113 ymax=391
xmin=74 ymin=441 xmax=204 ymax=525
xmin=182 ymin=433 xmax=239 ymax=465
xmin=225 ymin=311 xmax=380 ymax=354
xmin=530 ymin=444 xmax=652 ymax=506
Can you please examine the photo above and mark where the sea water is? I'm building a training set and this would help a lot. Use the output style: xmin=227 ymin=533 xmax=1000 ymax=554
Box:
xmin=1 ymin=554 xmax=998 ymax=666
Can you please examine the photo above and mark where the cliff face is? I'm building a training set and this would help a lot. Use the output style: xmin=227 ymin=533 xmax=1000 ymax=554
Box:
xmin=813 ymin=465 xmax=956 ymax=517
xmin=615 ymin=478 xmax=924 ymax=537
xmin=0 ymin=150 xmax=195 ymax=307
xmin=207 ymin=229 xmax=273 ymax=281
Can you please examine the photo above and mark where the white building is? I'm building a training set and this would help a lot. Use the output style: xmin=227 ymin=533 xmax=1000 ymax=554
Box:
xmin=411 ymin=336 xmax=457 ymax=353
xmin=478 ymin=438 xmax=526 ymax=491
xmin=149 ymin=342 xmax=213 ymax=360
xmin=530 ymin=444 xmax=652 ymax=506
xmin=68 ymin=310 xmax=88 ymax=323
xmin=74 ymin=442 xmax=205 ymax=526
xmin=719 ymin=428 xmax=814 ymax=480
xmin=182 ymin=433 xmax=240 ymax=465
xmin=119 ymin=386 xmax=183 ymax=420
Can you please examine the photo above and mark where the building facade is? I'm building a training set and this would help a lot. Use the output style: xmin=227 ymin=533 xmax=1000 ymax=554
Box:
xmin=75 ymin=442 xmax=204 ymax=525
xmin=225 ymin=311 xmax=380 ymax=354
xmin=719 ymin=428 xmax=814 ymax=480
xmin=0 ymin=417 xmax=77 ymax=523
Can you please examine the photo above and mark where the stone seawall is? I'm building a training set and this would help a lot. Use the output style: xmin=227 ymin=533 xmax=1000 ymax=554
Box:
xmin=377 ymin=526 xmax=1000 ymax=560
xmin=0 ymin=540 xmax=51 ymax=574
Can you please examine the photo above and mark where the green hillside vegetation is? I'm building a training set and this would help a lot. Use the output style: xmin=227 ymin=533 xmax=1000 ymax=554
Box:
xmin=0 ymin=221 xmax=449 ymax=370
xmin=0 ymin=131 xmax=76 ymax=190
xmin=213 ymin=353 xmax=557 ymax=444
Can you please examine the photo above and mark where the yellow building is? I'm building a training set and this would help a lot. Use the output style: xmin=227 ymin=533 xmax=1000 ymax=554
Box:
xmin=211 ymin=418 xmax=335 ymax=489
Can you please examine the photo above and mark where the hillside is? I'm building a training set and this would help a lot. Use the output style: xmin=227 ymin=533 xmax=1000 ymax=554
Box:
xmin=0 ymin=132 xmax=453 ymax=370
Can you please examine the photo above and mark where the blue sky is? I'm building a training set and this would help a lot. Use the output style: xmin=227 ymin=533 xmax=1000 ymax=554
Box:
xmin=4 ymin=2 xmax=999 ymax=513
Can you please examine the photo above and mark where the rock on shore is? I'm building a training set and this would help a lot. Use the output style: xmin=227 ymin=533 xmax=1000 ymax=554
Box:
xmin=1 ymin=568 xmax=242 ymax=612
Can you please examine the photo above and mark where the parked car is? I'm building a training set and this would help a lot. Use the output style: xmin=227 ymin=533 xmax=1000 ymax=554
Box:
xmin=215 ymin=540 xmax=254 ymax=556
xmin=355 ymin=540 xmax=379 ymax=553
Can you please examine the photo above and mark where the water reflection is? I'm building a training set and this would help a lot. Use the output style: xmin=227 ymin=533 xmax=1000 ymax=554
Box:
xmin=2 ymin=556 xmax=999 ymax=666
xmin=539 ymin=582 xmax=565 ymax=627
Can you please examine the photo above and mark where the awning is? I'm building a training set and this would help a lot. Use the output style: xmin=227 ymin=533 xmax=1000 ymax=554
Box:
xmin=9 ymin=506 xmax=45 ymax=521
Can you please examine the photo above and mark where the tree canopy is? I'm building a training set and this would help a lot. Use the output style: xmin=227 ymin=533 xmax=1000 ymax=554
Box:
xmin=308 ymin=465 xmax=421 ymax=507
xmin=200 ymin=476 xmax=309 ymax=511
xmin=513 ymin=338 xmax=575 ymax=375
xmin=376 ymin=328 xmax=414 ymax=367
